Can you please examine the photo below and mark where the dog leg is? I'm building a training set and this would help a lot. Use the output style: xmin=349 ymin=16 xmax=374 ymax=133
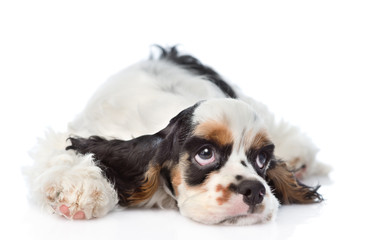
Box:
xmin=26 ymin=131 xmax=118 ymax=219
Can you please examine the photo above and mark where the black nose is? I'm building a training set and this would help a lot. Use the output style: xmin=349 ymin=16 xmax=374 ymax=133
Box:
xmin=237 ymin=180 xmax=266 ymax=206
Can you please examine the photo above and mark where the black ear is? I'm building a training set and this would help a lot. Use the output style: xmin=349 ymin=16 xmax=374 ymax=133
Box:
xmin=66 ymin=134 xmax=164 ymax=206
xmin=65 ymin=103 xmax=200 ymax=206
xmin=266 ymin=160 xmax=323 ymax=204
xmin=153 ymin=102 xmax=200 ymax=164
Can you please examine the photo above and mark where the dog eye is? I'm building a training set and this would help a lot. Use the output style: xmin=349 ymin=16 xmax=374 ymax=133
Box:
xmin=195 ymin=147 xmax=216 ymax=166
xmin=256 ymin=152 xmax=267 ymax=169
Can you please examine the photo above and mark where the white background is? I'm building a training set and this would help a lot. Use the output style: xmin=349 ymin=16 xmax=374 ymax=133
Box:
xmin=1 ymin=1 xmax=374 ymax=239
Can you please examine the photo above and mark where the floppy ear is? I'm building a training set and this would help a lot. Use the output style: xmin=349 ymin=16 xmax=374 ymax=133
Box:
xmin=66 ymin=134 xmax=164 ymax=206
xmin=266 ymin=160 xmax=323 ymax=204
xmin=65 ymin=103 xmax=199 ymax=207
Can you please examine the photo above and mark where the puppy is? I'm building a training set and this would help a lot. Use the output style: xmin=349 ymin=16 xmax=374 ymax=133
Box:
xmin=26 ymin=46 xmax=328 ymax=225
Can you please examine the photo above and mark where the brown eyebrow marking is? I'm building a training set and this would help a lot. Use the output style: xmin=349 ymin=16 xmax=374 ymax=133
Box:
xmin=253 ymin=131 xmax=271 ymax=149
xmin=244 ymin=130 xmax=272 ymax=150
xmin=194 ymin=120 xmax=234 ymax=146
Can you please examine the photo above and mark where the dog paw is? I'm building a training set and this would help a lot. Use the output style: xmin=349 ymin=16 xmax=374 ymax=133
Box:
xmin=46 ymin=179 xmax=118 ymax=220
xmin=45 ymin=183 xmax=106 ymax=220
xmin=33 ymin=153 xmax=119 ymax=220
xmin=42 ymin=162 xmax=119 ymax=220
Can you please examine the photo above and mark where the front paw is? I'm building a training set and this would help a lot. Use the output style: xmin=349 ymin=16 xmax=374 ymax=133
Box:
xmin=45 ymin=183 xmax=110 ymax=220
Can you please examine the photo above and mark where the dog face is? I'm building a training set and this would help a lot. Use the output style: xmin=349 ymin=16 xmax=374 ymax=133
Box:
xmin=68 ymin=98 xmax=322 ymax=225
xmin=161 ymin=99 xmax=278 ymax=224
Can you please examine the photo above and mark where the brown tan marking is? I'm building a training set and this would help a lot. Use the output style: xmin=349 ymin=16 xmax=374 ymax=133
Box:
xmin=216 ymin=184 xmax=232 ymax=205
xmin=250 ymin=131 xmax=272 ymax=150
xmin=127 ymin=165 xmax=161 ymax=205
xmin=171 ymin=167 xmax=182 ymax=196
xmin=194 ymin=120 xmax=234 ymax=146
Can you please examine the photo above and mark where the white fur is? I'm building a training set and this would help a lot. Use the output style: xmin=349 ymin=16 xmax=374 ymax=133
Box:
xmin=26 ymin=130 xmax=118 ymax=219
xmin=25 ymin=57 xmax=329 ymax=221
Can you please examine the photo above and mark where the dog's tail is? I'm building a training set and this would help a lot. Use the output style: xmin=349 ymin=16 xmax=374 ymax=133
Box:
xmin=151 ymin=45 xmax=238 ymax=99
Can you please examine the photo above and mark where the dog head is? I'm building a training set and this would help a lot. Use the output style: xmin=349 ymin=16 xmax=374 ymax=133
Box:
xmin=67 ymin=98 xmax=322 ymax=225
xmin=160 ymin=99 xmax=279 ymax=224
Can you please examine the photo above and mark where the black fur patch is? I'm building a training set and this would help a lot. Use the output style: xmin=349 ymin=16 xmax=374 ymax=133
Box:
xmin=235 ymin=175 xmax=243 ymax=181
xmin=66 ymin=135 xmax=162 ymax=206
xmin=246 ymin=144 xmax=275 ymax=177
xmin=160 ymin=167 xmax=175 ymax=196
xmin=154 ymin=46 xmax=237 ymax=99
xmin=183 ymin=137 xmax=233 ymax=186
xmin=155 ymin=102 xmax=200 ymax=164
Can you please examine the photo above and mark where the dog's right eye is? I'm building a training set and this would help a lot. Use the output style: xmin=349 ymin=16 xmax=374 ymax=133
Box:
xmin=195 ymin=147 xmax=216 ymax=166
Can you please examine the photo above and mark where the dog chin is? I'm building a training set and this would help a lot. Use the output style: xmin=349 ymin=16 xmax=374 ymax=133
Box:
xmin=185 ymin=209 xmax=276 ymax=226
xmin=218 ymin=211 xmax=275 ymax=225
xmin=218 ymin=204 xmax=277 ymax=225
xmin=180 ymin=195 xmax=278 ymax=225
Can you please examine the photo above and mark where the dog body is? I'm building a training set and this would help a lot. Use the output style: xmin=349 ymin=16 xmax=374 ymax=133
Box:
xmin=27 ymin=47 xmax=327 ymax=225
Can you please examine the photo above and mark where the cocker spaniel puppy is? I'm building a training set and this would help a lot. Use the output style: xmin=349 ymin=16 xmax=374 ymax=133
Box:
xmin=26 ymin=46 xmax=329 ymax=225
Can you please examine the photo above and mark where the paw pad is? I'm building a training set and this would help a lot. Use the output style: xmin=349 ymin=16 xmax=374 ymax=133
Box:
xmin=58 ymin=204 xmax=86 ymax=220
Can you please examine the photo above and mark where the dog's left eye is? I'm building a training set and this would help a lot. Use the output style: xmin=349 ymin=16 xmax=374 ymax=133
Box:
xmin=256 ymin=152 xmax=267 ymax=169
xmin=195 ymin=147 xmax=216 ymax=166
